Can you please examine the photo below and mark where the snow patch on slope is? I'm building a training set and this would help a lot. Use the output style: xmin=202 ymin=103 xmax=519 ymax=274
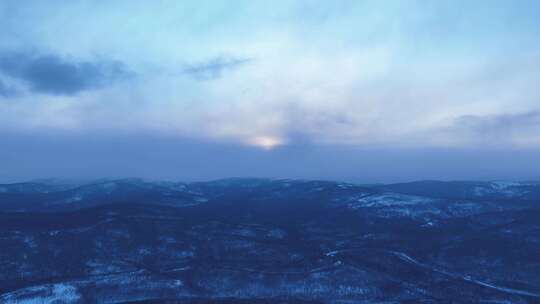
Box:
xmin=0 ymin=283 xmax=81 ymax=304
xmin=349 ymin=193 xmax=434 ymax=208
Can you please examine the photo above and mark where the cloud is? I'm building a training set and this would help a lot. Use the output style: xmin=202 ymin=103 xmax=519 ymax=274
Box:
xmin=183 ymin=56 xmax=252 ymax=81
xmin=0 ymin=1 xmax=539 ymax=150
xmin=0 ymin=79 xmax=18 ymax=97
xmin=0 ymin=51 xmax=132 ymax=95
xmin=455 ymin=111 xmax=540 ymax=131
xmin=447 ymin=111 xmax=540 ymax=147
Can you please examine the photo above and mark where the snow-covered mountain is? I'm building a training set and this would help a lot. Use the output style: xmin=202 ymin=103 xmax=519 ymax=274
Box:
xmin=0 ymin=178 xmax=539 ymax=303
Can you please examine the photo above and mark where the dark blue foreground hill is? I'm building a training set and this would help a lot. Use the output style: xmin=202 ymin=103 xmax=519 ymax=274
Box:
xmin=0 ymin=178 xmax=539 ymax=303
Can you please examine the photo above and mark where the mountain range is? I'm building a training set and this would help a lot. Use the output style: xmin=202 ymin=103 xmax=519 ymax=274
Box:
xmin=0 ymin=178 xmax=539 ymax=303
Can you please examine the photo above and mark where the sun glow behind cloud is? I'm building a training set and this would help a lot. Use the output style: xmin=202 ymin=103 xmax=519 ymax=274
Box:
xmin=246 ymin=136 xmax=285 ymax=150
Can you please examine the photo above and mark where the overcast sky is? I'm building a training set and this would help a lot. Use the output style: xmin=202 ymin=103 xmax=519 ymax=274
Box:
xmin=1 ymin=0 xmax=539 ymax=183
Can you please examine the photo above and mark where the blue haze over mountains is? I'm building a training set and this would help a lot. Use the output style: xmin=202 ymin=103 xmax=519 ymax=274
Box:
xmin=2 ymin=131 xmax=540 ymax=183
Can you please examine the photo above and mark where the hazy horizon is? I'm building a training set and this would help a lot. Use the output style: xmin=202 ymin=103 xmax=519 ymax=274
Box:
xmin=2 ymin=130 xmax=540 ymax=183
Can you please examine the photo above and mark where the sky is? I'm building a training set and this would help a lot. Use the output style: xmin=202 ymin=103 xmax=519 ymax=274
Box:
xmin=1 ymin=0 xmax=539 ymax=183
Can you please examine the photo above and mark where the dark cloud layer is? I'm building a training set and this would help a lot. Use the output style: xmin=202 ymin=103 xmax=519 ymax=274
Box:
xmin=183 ymin=56 xmax=252 ymax=81
xmin=0 ymin=79 xmax=18 ymax=97
xmin=0 ymin=51 xmax=132 ymax=95
xmin=453 ymin=111 xmax=540 ymax=137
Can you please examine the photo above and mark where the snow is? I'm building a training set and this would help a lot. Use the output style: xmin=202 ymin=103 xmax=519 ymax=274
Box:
xmin=326 ymin=250 xmax=340 ymax=257
xmin=349 ymin=193 xmax=433 ymax=208
xmin=175 ymin=250 xmax=194 ymax=258
xmin=167 ymin=266 xmax=191 ymax=272
xmin=65 ymin=194 xmax=83 ymax=203
xmin=235 ymin=228 xmax=257 ymax=237
xmin=337 ymin=183 xmax=354 ymax=189
xmin=22 ymin=236 xmax=37 ymax=249
xmin=491 ymin=181 xmax=521 ymax=190
xmin=193 ymin=197 xmax=209 ymax=203
xmin=473 ymin=181 xmax=530 ymax=198
xmin=267 ymin=228 xmax=287 ymax=239
xmin=100 ymin=182 xmax=118 ymax=193
xmin=0 ymin=283 xmax=81 ymax=304
xmin=393 ymin=251 xmax=540 ymax=298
